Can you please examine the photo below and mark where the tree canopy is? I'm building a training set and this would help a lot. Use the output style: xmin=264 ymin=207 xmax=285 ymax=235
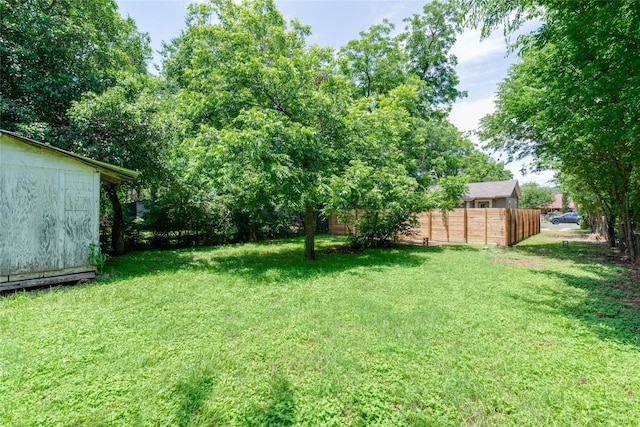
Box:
xmin=0 ymin=0 xmax=151 ymax=141
xmin=160 ymin=0 xmax=511 ymax=255
xmin=470 ymin=0 xmax=640 ymax=259
xmin=2 ymin=0 xmax=515 ymax=257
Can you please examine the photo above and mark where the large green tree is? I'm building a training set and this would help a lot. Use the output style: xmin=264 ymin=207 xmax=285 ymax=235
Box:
xmin=66 ymin=76 xmax=168 ymax=255
xmin=470 ymin=0 xmax=640 ymax=259
xmin=163 ymin=0 xmax=348 ymax=259
xmin=0 ymin=0 xmax=150 ymax=141
xmin=163 ymin=0 xmax=511 ymax=255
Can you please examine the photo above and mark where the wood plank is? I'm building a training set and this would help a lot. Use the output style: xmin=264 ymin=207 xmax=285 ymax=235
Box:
xmin=5 ymin=271 xmax=44 ymax=282
xmin=430 ymin=211 xmax=450 ymax=242
xmin=504 ymin=209 xmax=509 ymax=246
xmin=485 ymin=208 xmax=488 ymax=245
xmin=2 ymin=164 xmax=64 ymax=275
xmin=1 ymin=271 xmax=96 ymax=291
xmin=447 ymin=209 xmax=466 ymax=243
xmin=64 ymin=171 xmax=99 ymax=269
xmin=486 ymin=209 xmax=506 ymax=246
xmin=44 ymin=266 xmax=95 ymax=277
xmin=466 ymin=210 xmax=487 ymax=244
xmin=464 ymin=208 xmax=468 ymax=243
xmin=8 ymin=266 xmax=95 ymax=282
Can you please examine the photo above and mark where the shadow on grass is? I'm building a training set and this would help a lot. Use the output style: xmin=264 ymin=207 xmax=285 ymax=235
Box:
xmin=513 ymin=230 xmax=613 ymax=265
xmin=172 ymin=367 xmax=296 ymax=426
xmin=511 ymin=268 xmax=640 ymax=349
xmin=104 ymin=237 xmax=443 ymax=285
xmin=173 ymin=371 xmax=217 ymax=427
xmin=506 ymin=230 xmax=640 ymax=348
xmin=243 ymin=372 xmax=296 ymax=426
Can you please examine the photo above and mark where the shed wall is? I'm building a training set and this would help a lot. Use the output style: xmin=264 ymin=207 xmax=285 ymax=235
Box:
xmin=0 ymin=136 xmax=100 ymax=281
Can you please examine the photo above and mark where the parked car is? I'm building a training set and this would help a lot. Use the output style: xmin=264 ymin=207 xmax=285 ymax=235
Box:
xmin=549 ymin=211 xmax=580 ymax=225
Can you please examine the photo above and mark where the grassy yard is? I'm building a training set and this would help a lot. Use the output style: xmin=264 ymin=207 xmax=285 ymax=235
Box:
xmin=1 ymin=230 xmax=639 ymax=426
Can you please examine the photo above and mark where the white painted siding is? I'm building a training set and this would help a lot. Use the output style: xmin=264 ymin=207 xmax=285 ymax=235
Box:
xmin=0 ymin=135 xmax=100 ymax=278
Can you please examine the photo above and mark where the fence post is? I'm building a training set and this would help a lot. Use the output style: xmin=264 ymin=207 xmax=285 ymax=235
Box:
xmin=484 ymin=208 xmax=488 ymax=245
xmin=538 ymin=209 xmax=541 ymax=234
xmin=464 ymin=208 xmax=468 ymax=243
xmin=503 ymin=209 xmax=508 ymax=246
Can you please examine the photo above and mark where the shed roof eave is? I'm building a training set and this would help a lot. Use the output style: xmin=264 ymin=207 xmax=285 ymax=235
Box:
xmin=0 ymin=129 xmax=139 ymax=184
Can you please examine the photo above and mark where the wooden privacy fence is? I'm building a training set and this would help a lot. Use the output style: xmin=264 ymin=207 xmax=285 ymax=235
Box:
xmin=329 ymin=208 xmax=541 ymax=246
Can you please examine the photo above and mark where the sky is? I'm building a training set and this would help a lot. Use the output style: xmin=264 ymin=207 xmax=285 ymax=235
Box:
xmin=116 ymin=0 xmax=555 ymax=185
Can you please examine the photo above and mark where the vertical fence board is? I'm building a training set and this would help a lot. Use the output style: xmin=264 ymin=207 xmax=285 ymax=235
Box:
xmin=430 ymin=211 xmax=450 ymax=242
xmin=466 ymin=210 xmax=486 ymax=244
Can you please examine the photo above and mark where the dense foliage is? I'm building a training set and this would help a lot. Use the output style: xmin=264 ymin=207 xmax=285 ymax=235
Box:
xmin=0 ymin=0 xmax=160 ymax=255
xmin=468 ymin=0 xmax=640 ymax=260
xmin=0 ymin=0 xmax=150 ymax=141
xmin=519 ymin=182 xmax=554 ymax=210
xmin=2 ymin=0 xmax=513 ymax=256
xmin=160 ymin=0 xmax=511 ymax=253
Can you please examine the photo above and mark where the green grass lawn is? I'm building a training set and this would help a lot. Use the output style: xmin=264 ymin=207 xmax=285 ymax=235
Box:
xmin=2 ymin=231 xmax=639 ymax=426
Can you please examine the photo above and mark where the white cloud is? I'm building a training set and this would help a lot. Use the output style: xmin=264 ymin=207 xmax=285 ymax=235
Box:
xmin=449 ymin=96 xmax=496 ymax=133
xmin=510 ymin=160 xmax=556 ymax=186
xmin=449 ymin=97 xmax=556 ymax=185
xmin=452 ymin=29 xmax=506 ymax=66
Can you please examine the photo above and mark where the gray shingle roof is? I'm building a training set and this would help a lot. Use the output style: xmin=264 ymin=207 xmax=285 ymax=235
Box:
xmin=462 ymin=180 xmax=520 ymax=201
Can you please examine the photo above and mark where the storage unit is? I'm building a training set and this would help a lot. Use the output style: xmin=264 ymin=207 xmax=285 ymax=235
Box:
xmin=0 ymin=130 xmax=138 ymax=290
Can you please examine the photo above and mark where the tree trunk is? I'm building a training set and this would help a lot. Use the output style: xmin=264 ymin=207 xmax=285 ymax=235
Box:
xmin=632 ymin=230 xmax=640 ymax=265
xmin=304 ymin=201 xmax=316 ymax=260
xmin=106 ymin=184 xmax=126 ymax=256
xmin=607 ymin=218 xmax=616 ymax=248
xmin=623 ymin=202 xmax=635 ymax=261
xmin=249 ymin=217 xmax=258 ymax=243
xmin=247 ymin=208 xmax=260 ymax=242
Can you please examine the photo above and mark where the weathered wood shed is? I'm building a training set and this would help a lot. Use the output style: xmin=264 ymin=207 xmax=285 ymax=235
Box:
xmin=0 ymin=130 xmax=138 ymax=291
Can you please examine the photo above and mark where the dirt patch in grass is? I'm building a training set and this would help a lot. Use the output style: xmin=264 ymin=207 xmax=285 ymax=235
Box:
xmin=536 ymin=340 xmax=559 ymax=347
xmin=322 ymin=245 xmax=363 ymax=254
xmin=554 ymin=231 xmax=603 ymax=242
xmin=492 ymin=258 xmax=548 ymax=268
xmin=617 ymin=278 xmax=640 ymax=313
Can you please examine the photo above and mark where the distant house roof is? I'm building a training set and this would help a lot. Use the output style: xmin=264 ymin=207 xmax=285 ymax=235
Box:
xmin=1 ymin=129 xmax=139 ymax=184
xmin=548 ymin=193 xmax=576 ymax=210
xmin=462 ymin=180 xmax=521 ymax=201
